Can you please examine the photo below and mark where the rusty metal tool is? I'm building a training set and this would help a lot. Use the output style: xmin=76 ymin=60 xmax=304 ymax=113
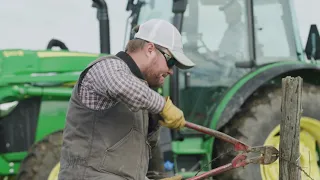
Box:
xmin=184 ymin=121 xmax=279 ymax=180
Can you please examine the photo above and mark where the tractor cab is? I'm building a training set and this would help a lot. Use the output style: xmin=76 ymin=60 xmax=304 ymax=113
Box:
xmin=127 ymin=0 xmax=302 ymax=130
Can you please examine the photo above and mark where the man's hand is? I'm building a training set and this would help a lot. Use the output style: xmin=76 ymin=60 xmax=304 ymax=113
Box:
xmin=160 ymin=175 xmax=183 ymax=180
xmin=159 ymin=97 xmax=186 ymax=129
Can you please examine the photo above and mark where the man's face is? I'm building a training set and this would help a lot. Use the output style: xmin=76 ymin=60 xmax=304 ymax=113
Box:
xmin=143 ymin=43 xmax=175 ymax=88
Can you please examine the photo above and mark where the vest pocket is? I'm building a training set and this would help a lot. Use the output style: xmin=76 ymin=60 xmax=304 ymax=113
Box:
xmin=105 ymin=128 xmax=134 ymax=152
xmin=98 ymin=128 xmax=147 ymax=179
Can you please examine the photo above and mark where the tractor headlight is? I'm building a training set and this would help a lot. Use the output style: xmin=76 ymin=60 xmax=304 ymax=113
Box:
xmin=0 ymin=101 xmax=18 ymax=118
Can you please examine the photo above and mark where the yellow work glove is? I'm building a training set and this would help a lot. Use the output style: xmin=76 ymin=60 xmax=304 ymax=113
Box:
xmin=160 ymin=175 xmax=183 ymax=180
xmin=159 ymin=97 xmax=186 ymax=129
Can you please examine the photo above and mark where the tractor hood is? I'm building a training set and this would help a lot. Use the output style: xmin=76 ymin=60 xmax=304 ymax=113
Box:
xmin=0 ymin=49 xmax=103 ymax=85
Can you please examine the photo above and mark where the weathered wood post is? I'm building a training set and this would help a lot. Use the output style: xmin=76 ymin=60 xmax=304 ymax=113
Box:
xmin=279 ymin=76 xmax=303 ymax=180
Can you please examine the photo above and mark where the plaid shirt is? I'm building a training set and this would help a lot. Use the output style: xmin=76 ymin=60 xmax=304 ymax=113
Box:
xmin=78 ymin=57 xmax=165 ymax=114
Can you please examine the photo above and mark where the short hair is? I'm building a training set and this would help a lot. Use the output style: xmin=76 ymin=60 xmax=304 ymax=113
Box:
xmin=125 ymin=38 xmax=147 ymax=53
xmin=125 ymin=24 xmax=166 ymax=53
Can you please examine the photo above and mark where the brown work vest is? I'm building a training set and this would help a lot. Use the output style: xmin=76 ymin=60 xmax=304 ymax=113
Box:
xmin=58 ymin=53 xmax=159 ymax=180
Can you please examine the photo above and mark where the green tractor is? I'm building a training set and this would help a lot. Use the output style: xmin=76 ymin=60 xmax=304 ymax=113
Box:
xmin=1 ymin=0 xmax=320 ymax=180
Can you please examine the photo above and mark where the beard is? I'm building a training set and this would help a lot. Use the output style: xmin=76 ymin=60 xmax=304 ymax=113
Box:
xmin=144 ymin=66 xmax=163 ymax=89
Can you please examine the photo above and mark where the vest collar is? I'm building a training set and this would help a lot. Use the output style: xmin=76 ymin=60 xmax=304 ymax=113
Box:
xmin=116 ymin=51 xmax=145 ymax=80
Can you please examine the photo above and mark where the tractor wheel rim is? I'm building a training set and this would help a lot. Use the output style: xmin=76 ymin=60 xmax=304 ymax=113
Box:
xmin=48 ymin=162 xmax=60 ymax=180
xmin=260 ymin=116 xmax=320 ymax=180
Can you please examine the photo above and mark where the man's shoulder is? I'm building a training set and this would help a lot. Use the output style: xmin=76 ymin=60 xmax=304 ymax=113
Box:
xmin=90 ymin=56 xmax=129 ymax=72
xmin=80 ymin=55 xmax=129 ymax=91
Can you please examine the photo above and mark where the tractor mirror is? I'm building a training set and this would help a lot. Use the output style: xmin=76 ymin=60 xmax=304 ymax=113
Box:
xmin=305 ymin=24 xmax=320 ymax=60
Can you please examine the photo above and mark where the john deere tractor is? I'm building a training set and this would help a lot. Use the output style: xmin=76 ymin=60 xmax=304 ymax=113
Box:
xmin=1 ymin=0 xmax=320 ymax=180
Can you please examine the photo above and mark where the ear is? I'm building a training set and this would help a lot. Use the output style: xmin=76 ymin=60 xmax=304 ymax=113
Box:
xmin=145 ymin=42 xmax=156 ymax=57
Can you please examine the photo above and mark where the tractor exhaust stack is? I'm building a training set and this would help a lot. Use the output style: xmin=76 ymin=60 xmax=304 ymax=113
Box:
xmin=92 ymin=0 xmax=110 ymax=54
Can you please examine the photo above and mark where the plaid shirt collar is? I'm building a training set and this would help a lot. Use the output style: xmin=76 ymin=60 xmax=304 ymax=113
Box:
xmin=116 ymin=51 xmax=145 ymax=81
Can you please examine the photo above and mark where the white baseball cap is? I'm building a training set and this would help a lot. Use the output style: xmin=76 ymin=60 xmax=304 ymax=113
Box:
xmin=134 ymin=19 xmax=195 ymax=69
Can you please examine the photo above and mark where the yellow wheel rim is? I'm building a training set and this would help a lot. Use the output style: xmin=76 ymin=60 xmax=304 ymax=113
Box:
xmin=260 ymin=116 xmax=320 ymax=180
xmin=47 ymin=162 xmax=60 ymax=180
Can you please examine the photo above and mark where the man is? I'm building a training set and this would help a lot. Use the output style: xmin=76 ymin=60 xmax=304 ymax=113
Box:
xmin=58 ymin=19 xmax=195 ymax=180
xmin=217 ymin=0 xmax=247 ymax=60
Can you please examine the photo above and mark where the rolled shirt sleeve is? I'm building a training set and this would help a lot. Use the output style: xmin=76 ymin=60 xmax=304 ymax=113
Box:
xmin=88 ymin=58 xmax=166 ymax=114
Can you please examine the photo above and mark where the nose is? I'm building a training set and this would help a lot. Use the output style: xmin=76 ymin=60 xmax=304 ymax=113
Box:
xmin=168 ymin=68 xmax=174 ymax=75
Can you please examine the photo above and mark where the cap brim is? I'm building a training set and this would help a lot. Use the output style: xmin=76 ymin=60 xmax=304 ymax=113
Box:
xmin=170 ymin=50 xmax=195 ymax=69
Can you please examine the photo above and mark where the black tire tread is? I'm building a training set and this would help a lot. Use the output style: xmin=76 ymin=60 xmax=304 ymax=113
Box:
xmin=16 ymin=131 xmax=63 ymax=180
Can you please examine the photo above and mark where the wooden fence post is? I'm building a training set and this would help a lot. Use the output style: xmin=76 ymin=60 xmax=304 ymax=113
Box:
xmin=279 ymin=76 xmax=303 ymax=180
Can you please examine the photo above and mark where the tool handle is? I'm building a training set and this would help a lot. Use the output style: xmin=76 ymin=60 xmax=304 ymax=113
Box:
xmin=185 ymin=122 xmax=249 ymax=151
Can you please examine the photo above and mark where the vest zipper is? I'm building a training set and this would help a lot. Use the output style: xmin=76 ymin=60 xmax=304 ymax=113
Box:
xmin=146 ymin=140 xmax=152 ymax=159
xmin=137 ymin=110 xmax=152 ymax=179
xmin=140 ymin=111 xmax=146 ymax=180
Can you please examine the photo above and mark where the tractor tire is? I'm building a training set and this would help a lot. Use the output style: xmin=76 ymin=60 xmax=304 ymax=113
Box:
xmin=16 ymin=131 xmax=63 ymax=180
xmin=212 ymin=83 xmax=320 ymax=180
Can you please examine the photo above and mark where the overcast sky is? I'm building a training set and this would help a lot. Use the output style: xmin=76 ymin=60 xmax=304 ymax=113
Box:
xmin=0 ymin=0 xmax=130 ymax=54
xmin=0 ymin=0 xmax=319 ymax=54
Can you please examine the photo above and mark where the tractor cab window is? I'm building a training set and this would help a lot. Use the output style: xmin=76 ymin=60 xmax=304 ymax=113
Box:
xmin=137 ymin=0 xmax=250 ymax=87
xmin=253 ymin=0 xmax=297 ymax=64
xmin=178 ymin=0 xmax=251 ymax=128
xmin=137 ymin=0 xmax=173 ymax=22
xmin=180 ymin=0 xmax=250 ymax=87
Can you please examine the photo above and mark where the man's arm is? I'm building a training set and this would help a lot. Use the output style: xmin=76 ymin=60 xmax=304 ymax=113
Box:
xmin=89 ymin=58 xmax=165 ymax=114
